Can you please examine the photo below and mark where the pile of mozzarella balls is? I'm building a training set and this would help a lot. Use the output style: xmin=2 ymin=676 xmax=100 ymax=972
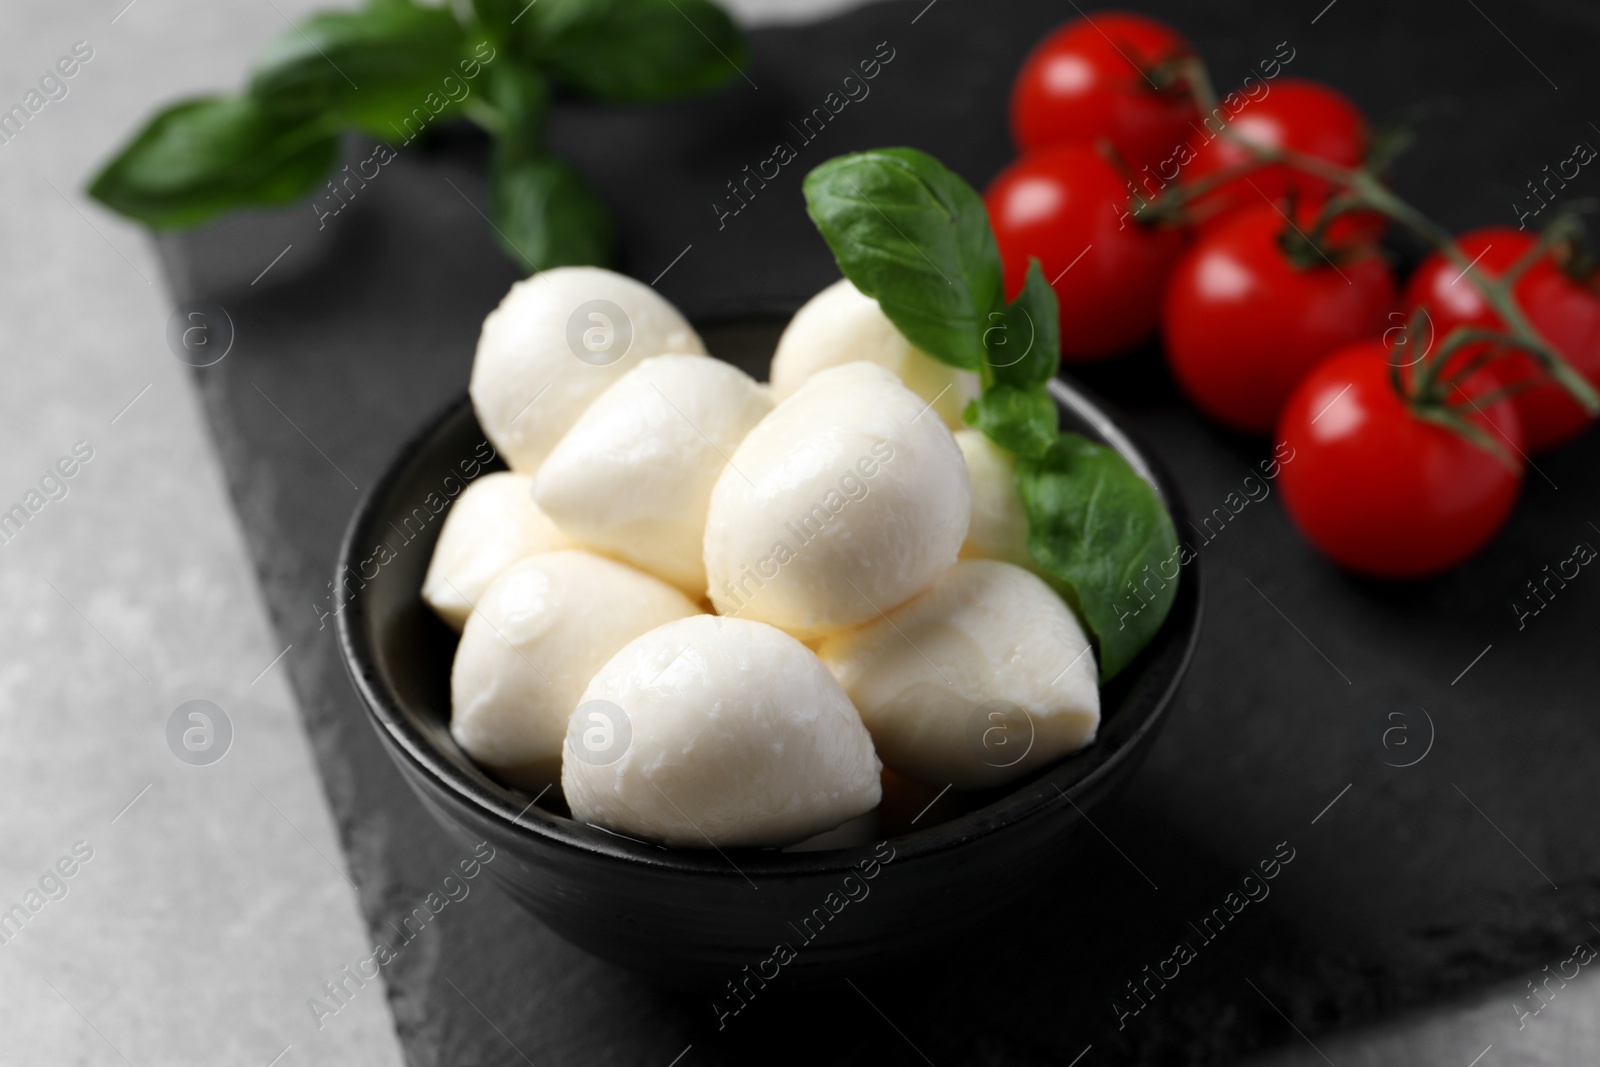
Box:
xmin=423 ymin=267 xmax=1100 ymax=849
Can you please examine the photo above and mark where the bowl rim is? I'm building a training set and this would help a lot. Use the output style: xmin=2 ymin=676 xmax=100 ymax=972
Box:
xmin=336 ymin=363 xmax=1203 ymax=880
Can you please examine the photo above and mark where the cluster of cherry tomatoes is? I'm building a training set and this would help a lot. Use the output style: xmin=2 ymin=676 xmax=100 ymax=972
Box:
xmin=986 ymin=11 xmax=1600 ymax=578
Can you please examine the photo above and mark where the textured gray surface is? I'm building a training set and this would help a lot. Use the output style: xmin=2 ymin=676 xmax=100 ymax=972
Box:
xmin=0 ymin=1 xmax=402 ymax=1064
xmin=158 ymin=1 xmax=1600 ymax=1065
xmin=1245 ymin=968 xmax=1600 ymax=1067
xmin=13 ymin=0 xmax=1600 ymax=1064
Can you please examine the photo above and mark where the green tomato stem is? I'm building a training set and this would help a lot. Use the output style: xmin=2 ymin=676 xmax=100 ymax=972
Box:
xmin=1427 ymin=330 xmax=1511 ymax=395
xmin=1171 ymin=56 xmax=1600 ymax=416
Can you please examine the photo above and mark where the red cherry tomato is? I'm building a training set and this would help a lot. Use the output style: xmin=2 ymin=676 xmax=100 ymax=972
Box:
xmin=1010 ymin=12 xmax=1198 ymax=173
xmin=1404 ymin=226 xmax=1600 ymax=452
xmin=1162 ymin=203 xmax=1396 ymax=433
xmin=1276 ymin=341 xmax=1524 ymax=579
xmin=1180 ymin=79 xmax=1367 ymax=232
xmin=987 ymin=143 xmax=1187 ymax=361
xmin=1405 ymin=228 xmax=1526 ymax=334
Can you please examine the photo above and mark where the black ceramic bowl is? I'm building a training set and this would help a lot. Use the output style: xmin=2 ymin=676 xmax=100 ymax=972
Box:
xmin=336 ymin=320 xmax=1202 ymax=987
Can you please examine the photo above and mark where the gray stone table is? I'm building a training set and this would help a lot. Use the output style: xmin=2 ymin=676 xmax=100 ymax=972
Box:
xmin=11 ymin=0 xmax=1600 ymax=1064
xmin=0 ymin=0 xmax=402 ymax=1064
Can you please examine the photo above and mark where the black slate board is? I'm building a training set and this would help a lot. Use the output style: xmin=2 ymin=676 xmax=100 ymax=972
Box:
xmin=161 ymin=0 xmax=1600 ymax=1063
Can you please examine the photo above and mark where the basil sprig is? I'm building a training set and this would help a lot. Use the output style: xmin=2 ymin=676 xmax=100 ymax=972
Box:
xmin=803 ymin=148 xmax=1180 ymax=681
xmin=88 ymin=0 xmax=748 ymax=273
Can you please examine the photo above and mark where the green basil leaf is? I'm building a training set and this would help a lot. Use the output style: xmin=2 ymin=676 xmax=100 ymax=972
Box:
xmin=489 ymin=151 xmax=614 ymax=271
xmin=87 ymin=95 xmax=337 ymax=230
xmin=804 ymin=148 xmax=1004 ymax=372
xmin=964 ymin=384 xmax=1057 ymax=460
xmin=515 ymin=0 xmax=748 ymax=102
xmin=1017 ymin=434 xmax=1181 ymax=682
xmin=985 ymin=259 xmax=1060 ymax=389
xmin=250 ymin=6 xmax=467 ymax=137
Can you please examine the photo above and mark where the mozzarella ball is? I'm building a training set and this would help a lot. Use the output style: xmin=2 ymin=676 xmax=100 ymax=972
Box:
xmin=562 ymin=615 xmax=882 ymax=848
xmin=450 ymin=550 xmax=697 ymax=793
xmin=422 ymin=472 xmax=569 ymax=631
xmin=470 ymin=267 xmax=706 ymax=474
xmin=955 ymin=429 xmax=1032 ymax=569
xmin=816 ymin=560 xmax=1098 ymax=789
xmin=704 ymin=362 xmax=970 ymax=639
xmin=771 ymin=278 xmax=980 ymax=429
xmin=534 ymin=355 xmax=772 ymax=595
